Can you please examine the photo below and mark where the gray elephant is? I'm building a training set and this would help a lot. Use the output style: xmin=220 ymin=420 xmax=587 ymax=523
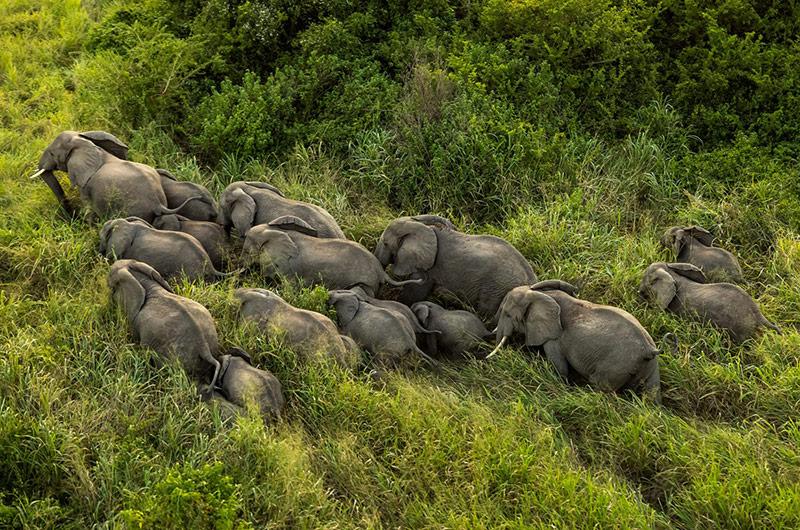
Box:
xmin=412 ymin=301 xmax=492 ymax=358
xmin=100 ymin=217 xmax=229 ymax=282
xmin=156 ymin=169 xmax=219 ymax=222
xmin=152 ymin=214 xmax=230 ymax=271
xmin=219 ymin=181 xmax=345 ymax=238
xmin=374 ymin=215 xmax=537 ymax=319
xmin=327 ymin=290 xmax=435 ymax=368
xmin=235 ymin=288 xmax=359 ymax=369
xmin=242 ymin=216 xmax=421 ymax=296
xmin=639 ymin=262 xmax=779 ymax=342
xmin=214 ymin=351 xmax=285 ymax=420
xmin=108 ymin=259 xmax=222 ymax=386
xmin=490 ymin=281 xmax=661 ymax=401
xmin=661 ymin=225 xmax=743 ymax=282
xmin=32 ymin=130 xmax=199 ymax=221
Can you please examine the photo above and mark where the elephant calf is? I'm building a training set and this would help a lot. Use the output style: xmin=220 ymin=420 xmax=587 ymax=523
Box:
xmin=491 ymin=281 xmax=661 ymax=401
xmin=661 ymin=225 xmax=743 ymax=282
xmin=328 ymin=290 xmax=434 ymax=368
xmin=235 ymin=288 xmax=359 ymax=369
xmin=412 ymin=301 xmax=492 ymax=358
xmin=242 ymin=216 xmax=421 ymax=296
xmin=153 ymin=214 xmax=230 ymax=271
xmin=214 ymin=352 xmax=285 ymax=420
xmin=156 ymin=169 xmax=219 ymax=222
xmin=374 ymin=215 xmax=537 ymax=320
xmin=640 ymin=262 xmax=779 ymax=342
xmin=108 ymin=259 xmax=222 ymax=386
xmin=219 ymin=181 xmax=345 ymax=238
xmin=100 ymin=217 xmax=229 ymax=282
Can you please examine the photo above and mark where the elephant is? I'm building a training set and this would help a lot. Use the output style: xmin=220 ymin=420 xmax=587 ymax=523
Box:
xmin=32 ymin=130 xmax=200 ymax=222
xmin=411 ymin=301 xmax=492 ymax=358
xmin=235 ymin=288 xmax=359 ymax=369
xmin=661 ymin=225 xmax=743 ymax=282
xmin=99 ymin=217 xmax=230 ymax=282
xmin=219 ymin=181 xmax=345 ymax=238
xmin=156 ymin=169 xmax=219 ymax=222
xmin=639 ymin=262 xmax=779 ymax=342
xmin=152 ymin=214 xmax=231 ymax=271
xmin=490 ymin=281 xmax=661 ymax=401
xmin=242 ymin=216 xmax=422 ymax=296
xmin=107 ymin=259 xmax=222 ymax=386
xmin=214 ymin=351 xmax=285 ymax=420
xmin=374 ymin=215 xmax=537 ymax=319
xmin=327 ymin=289 xmax=436 ymax=368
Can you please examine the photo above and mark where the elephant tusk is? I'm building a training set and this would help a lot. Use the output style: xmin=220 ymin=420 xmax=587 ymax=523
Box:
xmin=29 ymin=168 xmax=46 ymax=180
xmin=491 ymin=327 xmax=498 ymax=334
xmin=485 ymin=336 xmax=507 ymax=359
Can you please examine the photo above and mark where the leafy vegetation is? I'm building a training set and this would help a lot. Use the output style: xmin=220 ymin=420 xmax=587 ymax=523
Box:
xmin=2 ymin=0 xmax=800 ymax=527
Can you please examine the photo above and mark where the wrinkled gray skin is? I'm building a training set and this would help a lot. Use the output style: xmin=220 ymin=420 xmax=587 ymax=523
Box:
xmin=412 ymin=301 xmax=492 ymax=358
xmin=661 ymin=226 xmax=743 ymax=282
xmin=219 ymin=181 xmax=345 ymax=238
xmin=108 ymin=259 xmax=221 ymax=386
xmin=348 ymin=285 xmax=437 ymax=338
xmin=156 ymin=169 xmax=219 ymax=222
xmin=35 ymin=131 xmax=198 ymax=222
xmin=215 ymin=353 xmax=285 ymax=420
xmin=153 ymin=214 xmax=230 ymax=270
xmin=242 ymin=219 xmax=421 ymax=296
xmin=374 ymin=215 xmax=537 ymax=320
xmin=99 ymin=217 xmax=227 ymax=282
xmin=235 ymin=288 xmax=359 ymax=369
xmin=493 ymin=281 xmax=661 ymax=401
xmin=328 ymin=290 xmax=434 ymax=368
xmin=639 ymin=262 xmax=779 ymax=342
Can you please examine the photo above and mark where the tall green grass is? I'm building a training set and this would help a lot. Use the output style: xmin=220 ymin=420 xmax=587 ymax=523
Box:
xmin=2 ymin=1 xmax=800 ymax=529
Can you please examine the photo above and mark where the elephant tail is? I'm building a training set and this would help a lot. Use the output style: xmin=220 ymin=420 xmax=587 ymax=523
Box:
xmin=763 ymin=317 xmax=782 ymax=335
xmin=413 ymin=345 xmax=439 ymax=367
xmin=660 ymin=332 xmax=678 ymax=355
xmin=157 ymin=196 xmax=206 ymax=216
xmin=384 ymin=275 xmax=425 ymax=287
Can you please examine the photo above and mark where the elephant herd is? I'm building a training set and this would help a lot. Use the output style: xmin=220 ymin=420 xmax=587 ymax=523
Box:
xmin=32 ymin=130 xmax=781 ymax=415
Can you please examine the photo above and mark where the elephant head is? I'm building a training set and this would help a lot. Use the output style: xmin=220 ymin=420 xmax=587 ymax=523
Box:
xmin=234 ymin=287 xmax=284 ymax=318
xmin=374 ymin=217 xmax=438 ymax=277
xmin=661 ymin=226 xmax=715 ymax=256
xmin=327 ymin=290 xmax=360 ymax=326
xmin=151 ymin=213 xmax=183 ymax=231
xmin=218 ymin=182 xmax=285 ymax=234
xmin=98 ymin=217 xmax=152 ymax=258
xmin=33 ymin=130 xmax=129 ymax=216
xmin=494 ymin=286 xmax=563 ymax=347
xmin=241 ymin=225 xmax=298 ymax=274
xmin=107 ymin=259 xmax=172 ymax=323
xmin=639 ymin=262 xmax=706 ymax=309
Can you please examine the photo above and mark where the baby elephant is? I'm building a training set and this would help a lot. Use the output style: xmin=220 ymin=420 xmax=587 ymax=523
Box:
xmin=491 ymin=281 xmax=661 ymax=401
xmin=661 ymin=225 xmax=743 ymax=282
xmin=235 ymin=288 xmax=359 ymax=369
xmin=215 ymin=351 xmax=285 ymax=420
xmin=100 ymin=217 xmax=229 ymax=282
xmin=640 ymin=262 xmax=779 ymax=342
xmin=242 ymin=216 xmax=421 ymax=296
xmin=153 ymin=214 xmax=230 ymax=271
xmin=108 ymin=259 xmax=222 ymax=386
xmin=328 ymin=290 xmax=435 ymax=368
xmin=219 ymin=181 xmax=345 ymax=238
xmin=412 ymin=301 xmax=492 ymax=358
xmin=157 ymin=169 xmax=219 ymax=222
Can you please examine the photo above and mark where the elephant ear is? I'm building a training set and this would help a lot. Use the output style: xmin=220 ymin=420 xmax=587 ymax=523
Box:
xmin=108 ymin=265 xmax=147 ymax=324
xmin=79 ymin=131 xmax=129 ymax=160
xmin=66 ymin=140 xmax=104 ymax=189
xmin=495 ymin=287 xmax=529 ymax=341
xmin=156 ymin=168 xmax=177 ymax=181
xmin=531 ymin=280 xmax=578 ymax=296
xmin=669 ymin=228 xmax=688 ymax=256
xmin=329 ymin=291 xmax=360 ymax=326
xmin=412 ymin=303 xmax=431 ymax=328
xmin=523 ymin=290 xmax=563 ymax=346
xmin=667 ymin=262 xmax=707 ymax=284
xmin=256 ymin=229 xmax=298 ymax=273
xmin=245 ymin=181 xmax=285 ymax=197
xmin=229 ymin=188 xmax=257 ymax=235
xmin=268 ymin=215 xmax=319 ymax=237
xmin=394 ymin=221 xmax=437 ymax=277
xmin=686 ymin=225 xmax=714 ymax=247
xmin=649 ymin=267 xmax=677 ymax=309
xmin=128 ymin=260 xmax=173 ymax=292
xmin=411 ymin=214 xmax=456 ymax=230
xmin=105 ymin=221 xmax=139 ymax=260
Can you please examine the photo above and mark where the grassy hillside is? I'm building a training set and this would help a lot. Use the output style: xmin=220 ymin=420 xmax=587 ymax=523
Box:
xmin=2 ymin=0 xmax=800 ymax=528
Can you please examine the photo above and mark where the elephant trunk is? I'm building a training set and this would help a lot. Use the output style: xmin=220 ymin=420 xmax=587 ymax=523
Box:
xmin=35 ymin=168 xmax=75 ymax=218
xmin=374 ymin=240 xmax=392 ymax=266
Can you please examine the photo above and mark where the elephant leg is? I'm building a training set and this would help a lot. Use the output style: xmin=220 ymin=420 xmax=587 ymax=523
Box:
xmin=543 ymin=341 xmax=569 ymax=380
